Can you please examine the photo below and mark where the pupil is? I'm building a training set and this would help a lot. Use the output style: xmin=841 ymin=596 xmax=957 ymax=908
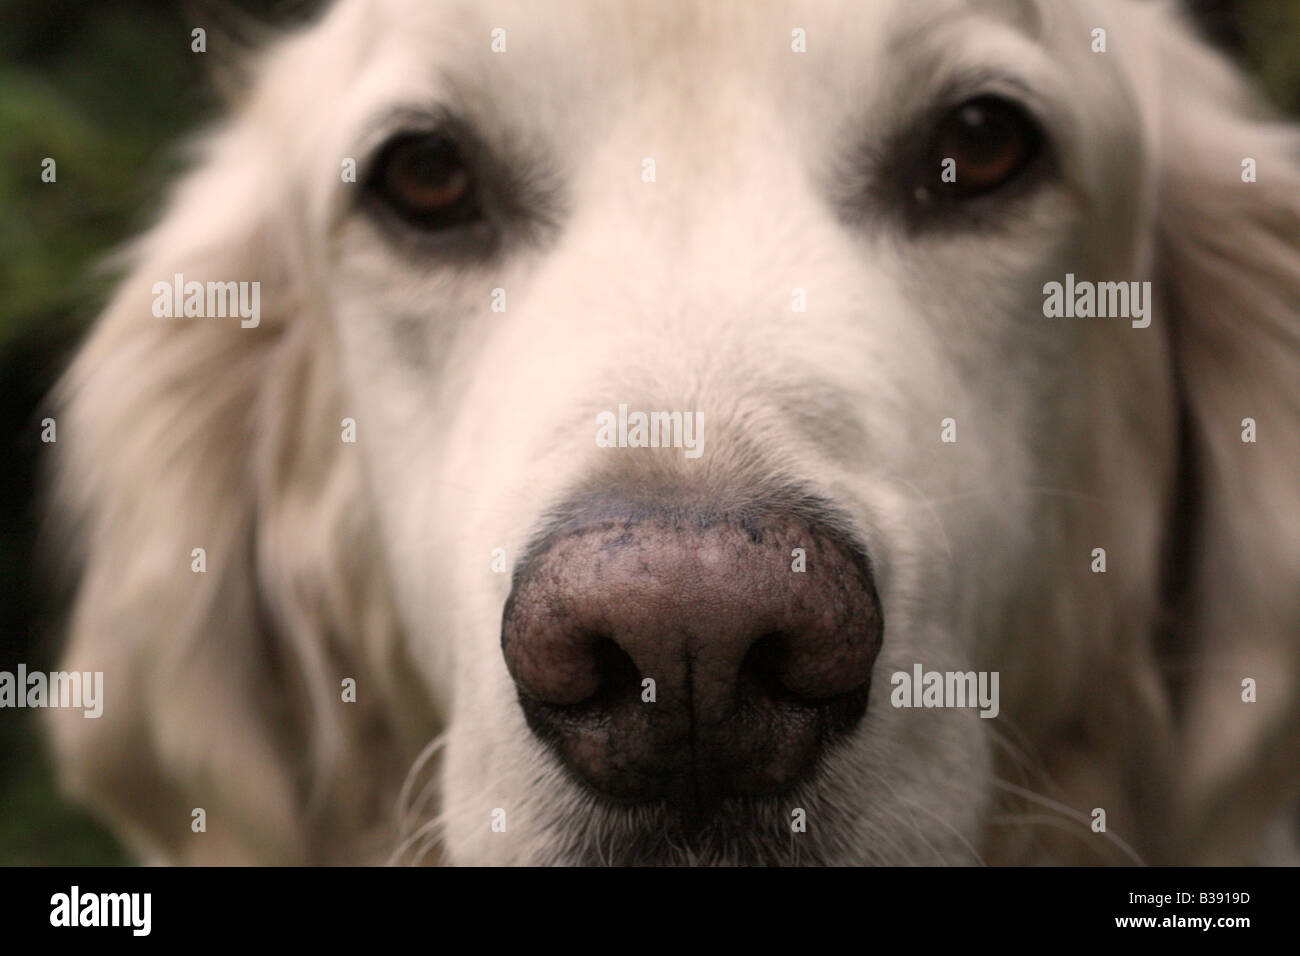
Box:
xmin=959 ymin=104 xmax=987 ymax=129
xmin=405 ymin=142 xmax=455 ymax=184
xmin=956 ymin=107 xmax=1013 ymax=166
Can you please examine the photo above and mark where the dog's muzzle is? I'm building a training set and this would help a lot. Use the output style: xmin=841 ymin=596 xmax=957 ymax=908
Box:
xmin=501 ymin=495 xmax=883 ymax=816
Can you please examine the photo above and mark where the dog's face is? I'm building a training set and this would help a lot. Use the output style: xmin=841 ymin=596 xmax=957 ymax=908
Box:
xmin=307 ymin=0 xmax=1155 ymax=864
xmin=49 ymin=0 xmax=1300 ymax=866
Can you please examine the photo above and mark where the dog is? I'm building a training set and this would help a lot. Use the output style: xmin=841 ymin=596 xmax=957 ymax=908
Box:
xmin=45 ymin=0 xmax=1300 ymax=865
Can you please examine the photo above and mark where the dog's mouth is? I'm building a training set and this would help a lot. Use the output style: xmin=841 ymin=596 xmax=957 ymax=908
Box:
xmin=543 ymin=786 xmax=827 ymax=867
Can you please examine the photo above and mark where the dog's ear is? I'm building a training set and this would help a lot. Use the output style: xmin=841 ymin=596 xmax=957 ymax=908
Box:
xmin=1151 ymin=20 xmax=1300 ymax=862
xmin=46 ymin=107 xmax=427 ymax=862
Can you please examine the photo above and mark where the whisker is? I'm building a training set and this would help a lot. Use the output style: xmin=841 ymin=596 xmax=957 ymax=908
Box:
xmin=867 ymin=773 xmax=953 ymax=865
xmin=394 ymin=733 xmax=446 ymax=841
xmin=992 ymin=778 xmax=1146 ymax=865
xmin=388 ymin=813 xmax=446 ymax=866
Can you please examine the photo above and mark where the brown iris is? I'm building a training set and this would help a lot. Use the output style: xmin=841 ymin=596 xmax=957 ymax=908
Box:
xmin=369 ymin=132 xmax=480 ymax=229
xmin=932 ymin=95 xmax=1041 ymax=198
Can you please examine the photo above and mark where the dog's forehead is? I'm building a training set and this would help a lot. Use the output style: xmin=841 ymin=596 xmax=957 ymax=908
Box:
xmin=299 ymin=0 xmax=1067 ymax=173
xmin=373 ymin=0 xmax=1041 ymax=43
xmin=355 ymin=0 xmax=1052 ymax=97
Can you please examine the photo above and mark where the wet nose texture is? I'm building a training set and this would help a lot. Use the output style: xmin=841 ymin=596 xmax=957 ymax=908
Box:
xmin=501 ymin=503 xmax=883 ymax=814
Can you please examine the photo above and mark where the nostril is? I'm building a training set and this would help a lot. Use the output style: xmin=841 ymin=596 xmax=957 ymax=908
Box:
xmin=741 ymin=631 xmax=870 ymax=707
xmin=740 ymin=632 xmax=804 ymax=705
xmin=515 ymin=630 xmax=642 ymax=713
xmin=515 ymin=633 xmax=646 ymax=771
xmin=582 ymin=634 xmax=641 ymax=710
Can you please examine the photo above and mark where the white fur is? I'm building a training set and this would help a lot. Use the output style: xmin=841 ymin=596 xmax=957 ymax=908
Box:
xmin=47 ymin=0 xmax=1300 ymax=865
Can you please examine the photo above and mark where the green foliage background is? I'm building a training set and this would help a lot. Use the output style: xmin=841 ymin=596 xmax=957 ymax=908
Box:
xmin=0 ymin=0 xmax=1297 ymax=865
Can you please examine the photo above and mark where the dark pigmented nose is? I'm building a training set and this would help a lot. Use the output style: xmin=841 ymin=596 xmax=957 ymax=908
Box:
xmin=500 ymin=500 xmax=883 ymax=812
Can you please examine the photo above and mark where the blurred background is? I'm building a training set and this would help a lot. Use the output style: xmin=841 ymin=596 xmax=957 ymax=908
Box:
xmin=0 ymin=0 xmax=1298 ymax=865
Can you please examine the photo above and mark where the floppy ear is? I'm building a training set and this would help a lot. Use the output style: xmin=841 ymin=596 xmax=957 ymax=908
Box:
xmin=1151 ymin=20 xmax=1300 ymax=863
xmin=46 ymin=108 xmax=431 ymax=863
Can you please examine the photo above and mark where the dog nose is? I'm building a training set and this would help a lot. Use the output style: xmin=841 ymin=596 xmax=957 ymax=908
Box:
xmin=501 ymin=500 xmax=883 ymax=811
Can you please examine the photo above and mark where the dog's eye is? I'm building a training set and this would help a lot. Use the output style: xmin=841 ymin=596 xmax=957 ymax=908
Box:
xmin=366 ymin=132 xmax=481 ymax=230
xmin=926 ymin=96 xmax=1043 ymax=199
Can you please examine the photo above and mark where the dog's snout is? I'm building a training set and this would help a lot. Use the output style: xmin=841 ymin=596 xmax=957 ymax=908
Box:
xmin=501 ymin=499 xmax=883 ymax=811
